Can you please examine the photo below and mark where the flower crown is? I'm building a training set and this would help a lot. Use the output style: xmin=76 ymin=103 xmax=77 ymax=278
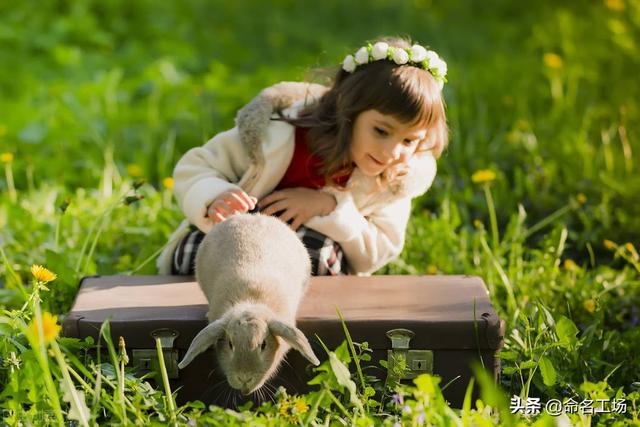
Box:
xmin=342 ymin=42 xmax=448 ymax=89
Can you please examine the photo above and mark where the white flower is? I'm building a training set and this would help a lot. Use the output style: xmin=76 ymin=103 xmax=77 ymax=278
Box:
xmin=409 ymin=44 xmax=427 ymax=62
xmin=425 ymin=50 xmax=440 ymax=66
xmin=342 ymin=54 xmax=357 ymax=73
xmin=391 ymin=47 xmax=409 ymax=65
xmin=430 ymin=57 xmax=447 ymax=77
xmin=371 ymin=42 xmax=389 ymax=60
xmin=424 ymin=50 xmax=447 ymax=77
xmin=354 ymin=47 xmax=369 ymax=65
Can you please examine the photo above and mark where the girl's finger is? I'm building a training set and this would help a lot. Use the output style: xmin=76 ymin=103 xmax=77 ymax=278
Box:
xmin=240 ymin=191 xmax=257 ymax=210
xmin=206 ymin=203 xmax=218 ymax=218
xmin=234 ymin=190 xmax=257 ymax=210
xmin=226 ymin=191 xmax=250 ymax=212
xmin=212 ymin=200 xmax=235 ymax=217
xmin=220 ymin=193 xmax=243 ymax=213
xmin=212 ymin=209 xmax=226 ymax=224
xmin=290 ymin=216 xmax=303 ymax=231
xmin=257 ymin=191 xmax=287 ymax=209
xmin=223 ymin=195 xmax=246 ymax=215
xmin=261 ymin=199 xmax=290 ymax=216
xmin=278 ymin=208 xmax=296 ymax=224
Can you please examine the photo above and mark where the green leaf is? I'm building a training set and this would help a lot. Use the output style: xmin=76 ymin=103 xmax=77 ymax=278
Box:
xmin=328 ymin=352 xmax=362 ymax=411
xmin=502 ymin=366 xmax=518 ymax=375
xmin=306 ymin=375 xmax=324 ymax=386
xmin=329 ymin=351 xmax=354 ymax=391
xmin=510 ymin=329 xmax=527 ymax=350
xmin=538 ymin=356 xmax=557 ymax=387
xmin=363 ymin=386 xmax=375 ymax=398
xmin=414 ymin=374 xmax=440 ymax=395
xmin=520 ymin=360 xmax=537 ymax=370
xmin=334 ymin=340 xmax=351 ymax=364
xmin=45 ymin=249 xmax=78 ymax=285
xmin=462 ymin=378 xmax=475 ymax=416
xmin=556 ymin=316 xmax=579 ymax=348
xmin=537 ymin=302 xmax=556 ymax=328
xmin=59 ymin=379 xmax=90 ymax=424
xmin=498 ymin=350 xmax=519 ymax=361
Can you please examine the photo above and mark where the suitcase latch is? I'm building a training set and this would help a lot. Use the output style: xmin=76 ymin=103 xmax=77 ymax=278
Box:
xmin=132 ymin=328 xmax=180 ymax=380
xmin=386 ymin=328 xmax=433 ymax=380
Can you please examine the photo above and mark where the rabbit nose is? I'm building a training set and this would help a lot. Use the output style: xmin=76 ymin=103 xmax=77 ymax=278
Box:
xmin=238 ymin=377 xmax=253 ymax=395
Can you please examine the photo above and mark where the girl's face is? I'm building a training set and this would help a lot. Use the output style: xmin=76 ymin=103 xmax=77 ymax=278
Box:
xmin=350 ymin=109 xmax=428 ymax=177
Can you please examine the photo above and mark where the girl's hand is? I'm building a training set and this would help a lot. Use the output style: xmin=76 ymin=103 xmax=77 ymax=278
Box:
xmin=258 ymin=188 xmax=337 ymax=231
xmin=207 ymin=189 xmax=257 ymax=224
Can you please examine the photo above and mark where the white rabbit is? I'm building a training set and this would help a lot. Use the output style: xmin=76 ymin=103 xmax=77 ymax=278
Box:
xmin=177 ymin=213 xmax=320 ymax=395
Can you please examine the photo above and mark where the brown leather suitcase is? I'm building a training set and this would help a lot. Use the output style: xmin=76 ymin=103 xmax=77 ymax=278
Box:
xmin=62 ymin=275 xmax=504 ymax=408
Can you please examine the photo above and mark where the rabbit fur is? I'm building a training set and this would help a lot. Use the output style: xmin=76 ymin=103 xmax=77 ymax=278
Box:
xmin=177 ymin=213 xmax=320 ymax=395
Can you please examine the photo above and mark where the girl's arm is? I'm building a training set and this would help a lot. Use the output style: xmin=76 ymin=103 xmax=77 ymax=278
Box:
xmin=173 ymin=127 xmax=251 ymax=232
xmin=305 ymin=193 xmax=413 ymax=275
xmin=304 ymin=152 xmax=438 ymax=275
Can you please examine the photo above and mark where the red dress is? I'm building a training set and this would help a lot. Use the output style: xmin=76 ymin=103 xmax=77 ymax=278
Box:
xmin=275 ymin=127 xmax=351 ymax=190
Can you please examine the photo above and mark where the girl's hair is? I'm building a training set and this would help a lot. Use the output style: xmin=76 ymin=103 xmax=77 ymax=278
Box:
xmin=277 ymin=36 xmax=449 ymax=190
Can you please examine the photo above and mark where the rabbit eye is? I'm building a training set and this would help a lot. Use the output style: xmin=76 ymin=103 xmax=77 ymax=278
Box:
xmin=228 ymin=340 xmax=233 ymax=350
xmin=261 ymin=340 xmax=267 ymax=351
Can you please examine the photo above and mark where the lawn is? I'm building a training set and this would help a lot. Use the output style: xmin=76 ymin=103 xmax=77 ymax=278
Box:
xmin=0 ymin=0 xmax=639 ymax=425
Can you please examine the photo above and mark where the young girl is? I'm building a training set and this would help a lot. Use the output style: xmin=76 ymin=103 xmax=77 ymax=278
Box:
xmin=157 ymin=36 xmax=449 ymax=277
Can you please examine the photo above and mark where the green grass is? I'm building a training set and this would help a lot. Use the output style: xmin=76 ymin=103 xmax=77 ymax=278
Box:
xmin=1 ymin=0 xmax=639 ymax=425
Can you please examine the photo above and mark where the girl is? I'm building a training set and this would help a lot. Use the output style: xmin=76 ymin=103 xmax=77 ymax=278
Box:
xmin=157 ymin=36 xmax=449 ymax=277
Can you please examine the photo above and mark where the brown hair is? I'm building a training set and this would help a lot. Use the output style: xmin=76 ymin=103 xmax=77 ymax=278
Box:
xmin=277 ymin=36 xmax=448 ymax=189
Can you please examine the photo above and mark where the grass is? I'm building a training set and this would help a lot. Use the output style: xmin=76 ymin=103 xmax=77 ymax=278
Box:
xmin=1 ymin=0 xmax=639 ymax=425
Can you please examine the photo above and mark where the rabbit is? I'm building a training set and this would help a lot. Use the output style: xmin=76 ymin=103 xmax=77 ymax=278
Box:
xmin=177 ymin=213 xmax=320 ymax=395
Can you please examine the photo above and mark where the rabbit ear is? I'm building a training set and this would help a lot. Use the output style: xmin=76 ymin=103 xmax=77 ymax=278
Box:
xmin=178 ymin=318 xmax=226 ymax=369
xmin=269 ymin=320 xmax=320 ymax=366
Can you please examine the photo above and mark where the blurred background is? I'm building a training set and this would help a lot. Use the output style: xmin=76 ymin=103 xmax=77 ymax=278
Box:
xmin=0 ymin=0 xmax=639 ymax=411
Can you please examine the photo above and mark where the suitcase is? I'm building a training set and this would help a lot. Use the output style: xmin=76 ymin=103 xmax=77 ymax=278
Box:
xmin=62 ymin=275 xmax=504 ymax=408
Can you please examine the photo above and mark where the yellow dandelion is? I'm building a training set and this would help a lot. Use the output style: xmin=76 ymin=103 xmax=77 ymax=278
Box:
xmin=563 ymin=259 xmax=578 ymax=271
xmin=583 ymin=299 xmax=596 ymax=314
xmin=0 ymin=124 xmax=7 ymax=137
xmin=625 ymin=243 xmax=639 ymax=261
xmin=30 ymin=265 xmax=57 ymax=283
xmin=427 ymin=265 xmax=438 ymax=275
xmin=293 ymin=396 xmax=309 ymax=414
xmin=576 ymin=193 xmax=587 ymax=205
xmin=162 ymin=177 xmax=174 ymax=190
xmin=1 ymin=152 xmax=13 ymax=163
xmin=543 ymin=53 xmax=563 ymax=69
xmin=604 ymin=0 xmax=625 ymax=11
xmin=278 ymin=399 xmax=290 ymax=418
xmin=603 ymin=239 xmax=617 ymax=250
xmin=126 ymin=163 xmax=143 ymax=177
xmin=28 ymin=312 xmax=62 ymax=345
xmin=471 ymin=169 xmax=496 ymax=184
